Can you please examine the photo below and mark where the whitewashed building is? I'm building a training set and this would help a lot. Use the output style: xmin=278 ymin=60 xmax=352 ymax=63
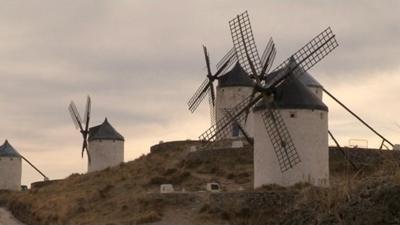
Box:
xmin=0 ymin=140 xmax=22 ymax=191
xmin=253 ymin=71 xmax=329 ymax=188
xmin=87 ymin=118 xmax=124 ymax=172
xmin=216 ymin=62 xmax=255 ymax=138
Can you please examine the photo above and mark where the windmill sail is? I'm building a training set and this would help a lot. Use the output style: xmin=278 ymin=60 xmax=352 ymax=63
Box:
xmin=199 ymin=23 xmax=338 ymax=173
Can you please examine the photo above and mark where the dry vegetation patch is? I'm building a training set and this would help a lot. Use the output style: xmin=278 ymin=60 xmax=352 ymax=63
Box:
xmin=1 ymin=142 xmax=400 ymax=225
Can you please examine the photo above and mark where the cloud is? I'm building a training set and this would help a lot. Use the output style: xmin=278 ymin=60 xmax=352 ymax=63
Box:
xmin=0 ymin=0 xmax=398 ymax=185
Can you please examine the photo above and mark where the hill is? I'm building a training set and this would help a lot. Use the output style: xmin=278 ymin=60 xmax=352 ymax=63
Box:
xmin=1 ymin=140 xmax=400 ymax=225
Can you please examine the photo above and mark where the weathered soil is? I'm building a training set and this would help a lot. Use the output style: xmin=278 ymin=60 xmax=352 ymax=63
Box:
xmin=1 ymin=140 xmax=400 ymax=225
xmin=0 ymin=208 xmax=25 ymax=225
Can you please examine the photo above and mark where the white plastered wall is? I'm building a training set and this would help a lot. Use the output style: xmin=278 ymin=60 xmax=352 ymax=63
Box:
xmin=216 ymin=86 xmax=254 ymax=138
xmin=0 ymin=157 xmax=22 ymax=190
xmin=253 ymin=109 xmax=329 ymax=188
xmin=88 ymin=140 xmax=124 ymax=172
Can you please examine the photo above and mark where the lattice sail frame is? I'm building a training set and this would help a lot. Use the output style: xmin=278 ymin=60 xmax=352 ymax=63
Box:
xmin=261 ymin=104 xmax=301 ymax=172
xmin=216 ymin=47 xmax=238 ymax=75
xmin=187 ymin=78 xmax=210 ymax=113
xmin=208 ymin=88 xmax=216 ymax=125
xmin=260 ymin=38 xmax=277 ymax=76
xmin=68 ymin=101 xmax=83 ymax=130
xmin=199 ymin=94 xmax=262 ymax=143
xmin=199 ymin=27 xmax=338 ymax=172
xmin=229 ymin=11 xmax=262 ymax=75
xmin=200 ymin=27 xmax=337 ymax=144
xmin=188 ymin=47 xmax=239 ymax=114
xmin=266 ymin=27 xmax=338 ymax=88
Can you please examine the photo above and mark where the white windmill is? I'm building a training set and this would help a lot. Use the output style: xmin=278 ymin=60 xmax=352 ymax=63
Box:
xmin=68 ymin=96 xmax=125 ymax=172
xmin=199 ymin=11 xmax=338 ymax=188
xmin=0 ymin=140 xmax=48 ymax=190
xmin=187 ymin=34 xmax=276 ymax=142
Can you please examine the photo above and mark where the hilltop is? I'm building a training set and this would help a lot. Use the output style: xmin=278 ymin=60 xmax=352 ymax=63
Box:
xmin=0 ymin=140 xmax=400 ymax=225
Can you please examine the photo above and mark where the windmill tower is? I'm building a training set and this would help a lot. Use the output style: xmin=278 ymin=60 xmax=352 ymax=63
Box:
xmin=0 ymin=140 xmax=22 ymax=190
xmin=68 ymin=96 xmax=124 ymax=172
xmin=253 ymin=70 xmax=329 ymax=187
xmin=87 ymin=118 xmax=124 ymax=172
xmin=215 ymin=62 xmax=254 ymax=138
xmin=187 ymin=38 xmax=276 ymax=141
xmin=199 ymin=11 xmax=338 ymax=188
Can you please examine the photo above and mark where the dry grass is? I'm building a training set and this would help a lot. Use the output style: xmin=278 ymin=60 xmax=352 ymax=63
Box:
xmin=0 ymin=141 xmax=253 ymax=225
xmin=1 ymin=142 xmax=400 ymax=225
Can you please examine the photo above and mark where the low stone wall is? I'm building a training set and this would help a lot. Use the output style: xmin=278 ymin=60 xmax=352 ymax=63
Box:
xmin=30 ymin=180 xmax=61 ymax=190
xmin=187 ymin=147 xmax=252 ymax=162
xmin=329 ymin=147 xmax=400 ymax=173
xmin=150 ymin=140 xmax=203 ymax=153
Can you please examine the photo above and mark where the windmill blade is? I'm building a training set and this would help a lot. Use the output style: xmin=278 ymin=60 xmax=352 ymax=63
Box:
xmin=216 ymin=47 xmax=237 ymax=76
xmin=187 ymin=78 xmax=211 ymax=113
xmin=260 ymin=38 xmax=277 ymax=77
xmin=199 ymin=93 xmax=263 ymax=144
xmin=68 ymin=101 xmax=83 ymax=130
xmin=81 ymin=138 xmax=91 ymax=163
xmin=83 ymin=95 xmax=91 ymax=125
xmin=229 ymin=11 xmax=262 ymax=75
xmin=266 ymin=27 xmax=338 ymax=89
xmin=261 ymin=104 xmax=301 ymax=172
xmin=244 ymin=88 xmax=257 ymax=123
xmin=208 ymin=90 xmax=216 ymax=126
xmin=208 ymin=84 xmax=216 ymax=125
xmin=203 ymin=45 xmax=212 ymax=76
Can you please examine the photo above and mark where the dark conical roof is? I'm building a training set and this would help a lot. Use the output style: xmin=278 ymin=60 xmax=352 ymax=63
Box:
xmin=265 ymin=56 xmax=322 ymax=88
xmin=254 ymin=76 xmax=328 ymax=111
xmin=0 ymin=140 xmax=21 ymax=157
xmin=217 ymin=62 xmax=254 ymax=87
xmin=298 ymin=71 xmax=322 ymax=88
xmin=88 ymin=118 xmax=125 ymax=141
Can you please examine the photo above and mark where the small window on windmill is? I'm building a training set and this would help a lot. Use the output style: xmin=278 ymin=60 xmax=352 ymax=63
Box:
xmin=232 ymin=122 xmax=240 ymax=137
xmin=320 ymin=112 xmax=324 ymax=119
xmin=289 ymin=111 xmax=296 ymax=118
xmin=206 ymin=183 xmax=221 ymax=192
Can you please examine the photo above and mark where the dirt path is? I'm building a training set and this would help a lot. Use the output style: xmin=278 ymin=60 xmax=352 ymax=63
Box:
xmin=0 ymin=208 xmax=25 ymax=225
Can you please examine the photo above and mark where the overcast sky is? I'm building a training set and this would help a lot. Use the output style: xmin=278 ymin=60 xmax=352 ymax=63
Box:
xmin=0 ymin=1 xmax=399 ymax=185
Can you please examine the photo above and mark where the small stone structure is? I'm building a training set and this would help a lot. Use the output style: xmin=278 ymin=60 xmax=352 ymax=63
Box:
xmin=87 ymin=118 xmax=124 ymax=172
xmin=0 ymin=140 xmax=22 ymax=191
xmin=231 ymin=140 xmax=244 ymax=148
xmin=206 ymin=183 xmax=221 ymax=192
xmin=160 ymin=184 xmax=174 ymax=193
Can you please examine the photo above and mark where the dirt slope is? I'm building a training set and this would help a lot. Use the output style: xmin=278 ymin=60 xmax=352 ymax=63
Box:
xmin=1 ymin=141 xmax=400 ymax=225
